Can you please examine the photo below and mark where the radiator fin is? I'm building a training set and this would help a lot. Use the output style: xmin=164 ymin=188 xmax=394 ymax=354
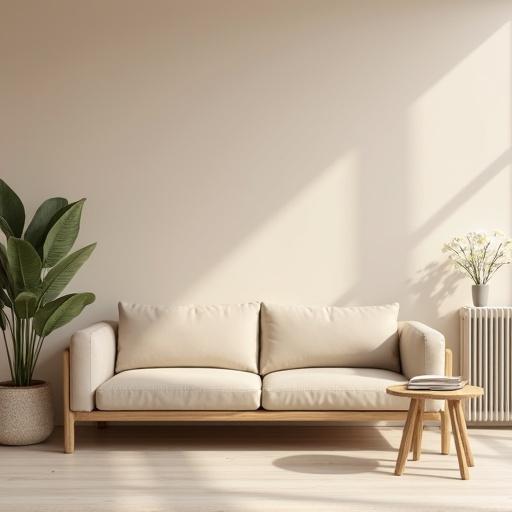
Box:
xmin=461 ymin=307 xmax=512 ymax=422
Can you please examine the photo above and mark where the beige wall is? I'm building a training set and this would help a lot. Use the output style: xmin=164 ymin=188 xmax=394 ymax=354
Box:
xmin=1 ymin=0 xmax=512 ymax=421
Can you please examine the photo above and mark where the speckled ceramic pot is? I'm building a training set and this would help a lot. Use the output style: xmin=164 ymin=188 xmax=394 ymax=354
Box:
xmin=0 ymin=380 xmax=54 ymax=445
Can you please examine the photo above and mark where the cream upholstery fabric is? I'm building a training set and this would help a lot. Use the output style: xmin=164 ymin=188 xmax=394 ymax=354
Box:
xmin=70 ymin=321 xmax=117 ymax=412
xmin=399 ymin=321 xmax=445 ymax=378
xmin=260 ymin=303 xmax=400 ymax=375
xmin=116 ymin=302 xmax=260 ymax=373
xmin=399 ymin=321 xmax=446 ymax=411
xmin=96 ymin=368 xmax=262 ymax=410
xmin=262 ymin=367 xmax=441 ymax=411
xmin=70 ymin=308 xmax=446 ymax=413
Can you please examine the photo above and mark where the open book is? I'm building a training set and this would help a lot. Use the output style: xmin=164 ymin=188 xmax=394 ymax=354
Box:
xmin=407 ymin=374 xmax=465 ymax=391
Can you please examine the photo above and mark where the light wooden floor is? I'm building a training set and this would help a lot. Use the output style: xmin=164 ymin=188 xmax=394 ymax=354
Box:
xmin=1 ymin=425 xmax=511 ymax=512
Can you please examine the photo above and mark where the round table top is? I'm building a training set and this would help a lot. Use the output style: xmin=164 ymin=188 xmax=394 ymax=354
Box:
xmin=386 ymin=384 xmax=484 ymax=400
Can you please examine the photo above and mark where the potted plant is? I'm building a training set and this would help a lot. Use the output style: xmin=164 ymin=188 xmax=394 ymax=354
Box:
xmin=0 ymin=179 xmax=96 ymax=445
xmin=443 ymin=230 xmax=512 ymax=307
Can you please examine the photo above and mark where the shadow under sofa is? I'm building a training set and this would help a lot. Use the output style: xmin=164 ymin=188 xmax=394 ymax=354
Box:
xmin=63 ymin=302 xmax=452 ymax=454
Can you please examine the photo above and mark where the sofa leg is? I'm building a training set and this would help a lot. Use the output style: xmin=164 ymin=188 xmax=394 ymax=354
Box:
xmin=441 ymin=401 xmax=450 ymax=455
xmin=63 ymin=349 xmax=75 ymax=454
xmin=64 ymin=413 xmax=75 ymax=454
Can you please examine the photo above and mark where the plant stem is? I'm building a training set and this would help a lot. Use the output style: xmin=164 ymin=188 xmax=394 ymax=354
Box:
xmin=485 ymin=261 xmax=510 ymax=283
xmin=465 ymin=237 xmax=481 ymax=284
xmin=1 ymin=328 xmax=14 ymax=382
xmin=26 ymin=318 xmax=35 ymax=381
xmin=480 ymin=241 xmax=490 ymax=282
xmin=483 ymin=243 xmax=503 ymax=284
xmin=14 ymin=316 xmax=21 ymax=385
xmin=448 ymin=246 xmax=478 ymax=283
xmin=24 ymin=318 xmax=32 ymax=385
xmin=30 ymin=335 xmax=46 ymax=378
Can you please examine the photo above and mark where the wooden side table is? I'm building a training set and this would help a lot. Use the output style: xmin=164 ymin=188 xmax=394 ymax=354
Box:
xmin=386 ymin=384 xmax=484 ymax=480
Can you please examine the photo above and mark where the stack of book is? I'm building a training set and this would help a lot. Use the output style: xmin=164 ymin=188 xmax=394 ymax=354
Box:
xmin=407 ymin=375 xmax=464 ymax=391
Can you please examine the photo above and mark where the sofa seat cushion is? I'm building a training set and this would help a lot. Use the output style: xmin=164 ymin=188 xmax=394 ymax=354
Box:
xmin=96 ymin=368 xmax=262 ymax=410
xmin=262 ymin=367 xmax=434 ymax=411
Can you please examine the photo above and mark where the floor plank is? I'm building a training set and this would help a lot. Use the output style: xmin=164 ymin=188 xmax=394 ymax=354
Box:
xmin=1 ymin=425 xmax=511 ymax=512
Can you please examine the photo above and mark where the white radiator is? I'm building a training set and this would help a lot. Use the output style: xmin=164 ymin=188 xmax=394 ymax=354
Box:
xmin=460 ymin=307 xmax=512 ymax=423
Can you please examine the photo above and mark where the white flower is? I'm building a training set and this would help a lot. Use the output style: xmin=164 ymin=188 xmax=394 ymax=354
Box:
xmin=476 ymin=233 xmax=488 ymax=245
xmin=442 ymin=230 xmax=512 ymax=284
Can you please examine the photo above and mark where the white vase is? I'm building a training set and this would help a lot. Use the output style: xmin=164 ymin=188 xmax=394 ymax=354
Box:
xmin=472 ymin=284 xmax=489 ymax=307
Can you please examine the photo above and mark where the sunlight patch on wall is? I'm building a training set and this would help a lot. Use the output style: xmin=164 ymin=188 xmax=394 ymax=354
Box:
xmin=407 ymin=22 xmax=512 ymax=314
xmin=177 ymin=150 xmax=359 ymax=305
xmin=409 ymin=21 xmax=511 ymax=234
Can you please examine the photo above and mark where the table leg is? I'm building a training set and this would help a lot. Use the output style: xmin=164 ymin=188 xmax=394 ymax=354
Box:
xmin=413 ymin=399 xmax=424 ymax=461
xmin=441 ymin=399 xmax=451 ymax=455
xmin=395 ymin=399 xmax=419 ymax=476
xmin=455 ymin=401 xmax=474 ymax=467
xmin=448 ymin=400 xmax=469 ymax=480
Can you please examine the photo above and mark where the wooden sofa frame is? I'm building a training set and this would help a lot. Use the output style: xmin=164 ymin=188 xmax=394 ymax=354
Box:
xmin=63 ymin=348 xmax=453 ymax=454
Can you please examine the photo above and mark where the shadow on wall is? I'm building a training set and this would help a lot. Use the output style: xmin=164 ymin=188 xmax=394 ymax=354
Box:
xmin=3 ymin=1 xmax=510 ymax=307
xmin=409 ymin=260 xmax=465 ymax=340
xmin=333 ymin=142 xmax=512 ymax=353
xmin=0 ymin=1 xmax=511 ymax=413
xmin=333 ymin=261 xmax=466 ymax=356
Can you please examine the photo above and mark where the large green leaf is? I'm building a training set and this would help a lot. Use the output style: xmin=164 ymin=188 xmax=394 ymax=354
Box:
xmin=40 ymin=243 xmax=96 ymax=303
xmin=34 ymin=292 xmax=95 ymax=337
xmin=0 ymin=242 xmax=10 ymax=288
xmin=0 ymin=216 xmax=13 ymax=239
xmin=0 ymin=287 xmax=11 ymax=308
xmin=43 ymin=199 xmax=85 ymax=268
xmin=0 ymin=180 xmax=25 ymax=238
xmin=0 ymin=309 xmax=6 ymax=330
xmin=24 ymin=197 xmax=68 ymax=256
xmin=0 ymin=243 xmax=14 ymax=306
xmin=15 ymin=291 xmax=38 ymax=318
xmin=7 ymin=238 xmax=42 ymax=291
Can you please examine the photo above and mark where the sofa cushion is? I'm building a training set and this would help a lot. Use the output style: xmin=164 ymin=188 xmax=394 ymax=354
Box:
xmin=261 ymin=367 xmax=433 ymax=410
xmin=260 ymin=303 xmax=400 ymax=375
xmin=116 ymin=302 xmax=260 ymax=373
xmin=96 ymin=367 xmax=262 ymax=410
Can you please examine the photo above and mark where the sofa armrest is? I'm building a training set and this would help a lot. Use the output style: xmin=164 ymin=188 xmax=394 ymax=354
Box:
xmin=70 ymin=321 xmax=118 ymax=412
xmin=398 ymin=321 xmax=445 ymax=379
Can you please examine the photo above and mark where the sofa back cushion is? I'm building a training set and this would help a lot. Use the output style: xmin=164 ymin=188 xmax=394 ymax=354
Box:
xmin=116 ymin=302 xmax=260 ymax=373
xmin=259 ymin=303 xmax=400 ymax=375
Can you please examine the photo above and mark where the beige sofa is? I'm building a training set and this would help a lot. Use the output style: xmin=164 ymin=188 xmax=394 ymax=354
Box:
xmin=63 ymin=302 xmax=451 ymax=453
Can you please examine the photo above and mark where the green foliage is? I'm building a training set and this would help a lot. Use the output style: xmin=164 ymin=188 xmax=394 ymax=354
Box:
xmin=7 ymin=238 xmax=42 ymax=291
xmin=43 ymin=199 xmax=85 ymax=267
xmin=0 ymin=217 xmax=14 ymax=238
xmin=34 ymin=293 xmax=95 ymax=337
xmin=40 ymin=243 xmax=96 ymax=303
xmin=0 ymin=180 xmax=25 ymax=238
xmin=24 ymin=197 xmax=68 ymax=257
xmin=15 ymin=291 xmax=39 ymax=319
xmin=0 ymin=179 xmax=96 ymax=386
xmin=0 ymin=243 xmax=12 ymax=294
